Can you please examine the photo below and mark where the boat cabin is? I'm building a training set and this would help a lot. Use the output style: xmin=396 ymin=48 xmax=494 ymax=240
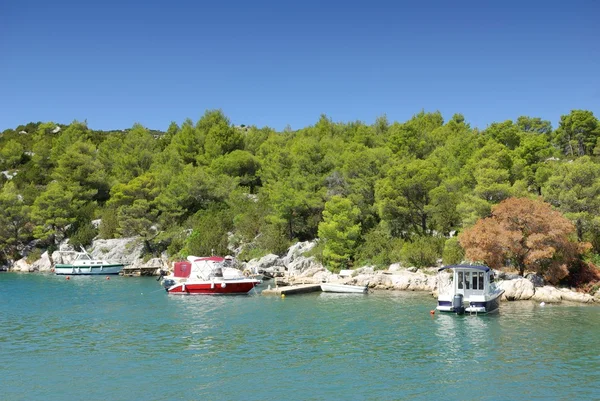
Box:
xmin=440 ymin=265 xmax=495 ymax=299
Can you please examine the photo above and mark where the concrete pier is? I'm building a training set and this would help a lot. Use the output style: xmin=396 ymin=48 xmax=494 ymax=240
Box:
xmin=261 ymin=284 xmax=322 ymax=296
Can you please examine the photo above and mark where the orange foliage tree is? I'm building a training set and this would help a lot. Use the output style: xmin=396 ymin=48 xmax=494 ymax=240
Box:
xmin=459 ymin=197 xmax=591 ymax=284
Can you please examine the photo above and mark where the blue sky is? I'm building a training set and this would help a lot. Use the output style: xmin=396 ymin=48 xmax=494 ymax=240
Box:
xmin=1 ymin=0 xmax=598 ymax=131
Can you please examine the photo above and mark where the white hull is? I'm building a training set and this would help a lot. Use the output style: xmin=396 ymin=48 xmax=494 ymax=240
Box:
xmin=321 ymin=283 xmax=368 ymax=293
xmin=54 ymin=265 xmax=124 ymax=275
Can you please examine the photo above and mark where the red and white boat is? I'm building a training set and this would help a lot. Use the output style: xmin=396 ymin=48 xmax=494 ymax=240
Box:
xmin=161 ymin=256 xmax=260 ymax=295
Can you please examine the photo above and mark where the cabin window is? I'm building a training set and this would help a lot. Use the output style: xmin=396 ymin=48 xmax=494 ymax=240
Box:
xmin=472 ymin=272 xmax=478 ymax=290
xmin=479 ymin=272 xmax=484 ymax=290
xmin=458 ymin=272 xmax=463 ymax=289
xmin=464 ymin=272 xmax=470 ymax=289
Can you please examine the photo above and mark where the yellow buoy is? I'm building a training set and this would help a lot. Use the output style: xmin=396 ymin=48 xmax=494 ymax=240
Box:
xmin=281 ymin=294 xmax=285 ymax=298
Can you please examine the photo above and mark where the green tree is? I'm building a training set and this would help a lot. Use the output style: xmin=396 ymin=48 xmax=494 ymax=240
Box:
xmin=200 ymin=110 xmax=244 ymax=160
xmin=553 ymin=110 xmax=600 ymax=156
xmin=112 ymin=123 xmax=156 ymax=182
xmin=516 ymin=116 xmax=552 ymax=135
xmin=318 ymin=196 xmax=361 ymax=270
xmin=30 ymin=182 xmax=78 ymax=244
xmin=184 ymin=206 xmax=233 ymax=257
xmin=170 ymin=118 xmax=203 ymax=166
xmin=483 ymin=120 xmax=521 ymax=150
xmin=542 ymin=156 xmax=600 ymax=249
xmin=375 ymin=158 xmax=440 ymax=237
xmin=0 ymin=140 xmax=24 ymax=169
xmin=52 ymin=141 xmax=109 ymax=202
xmin=211 ymin=150 xmax=261 ymax=192
xmin=0 ymin=182 xmax=32 ymax=259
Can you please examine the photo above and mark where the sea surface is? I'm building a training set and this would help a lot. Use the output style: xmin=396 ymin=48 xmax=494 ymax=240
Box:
xmin=1 ymin=273 xmax=599 ymax=401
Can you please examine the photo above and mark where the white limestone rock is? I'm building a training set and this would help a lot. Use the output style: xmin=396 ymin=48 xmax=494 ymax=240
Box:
xmin=497 ymin=278 xmax=535 ymax=301
xmin=31 ymin=251 xmax=52 ymax=272
xmin=559 ymin=288 xmax=595 ymax=303
xmin=281 ymin=241 xmax=316 ymax=266
xmin=287 ymin=256 xmax=323 ymax=277
xmin=532 ymin=286 xmax=562 ymax=303
xmin=13 ymin=258 xmax=32 ymax=272
xmin=388 ymin=263 xmax=403 ymax=272
xmin=245 ymin=254 xmax=280 ymax=272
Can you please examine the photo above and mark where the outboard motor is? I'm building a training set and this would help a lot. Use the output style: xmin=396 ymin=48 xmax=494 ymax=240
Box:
xmin=453 ymin=294 xmax=465 ymax=315
xmin=162 ymin=278 xmax=175 ymax=290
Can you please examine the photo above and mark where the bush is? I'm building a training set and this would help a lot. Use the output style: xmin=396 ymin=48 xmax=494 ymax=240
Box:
xmin=98 ymin=208 xmax=119 ymax=239
xmin=70 ymin=223 xmax=98 ymax=248
xmin=442 ymin=237 xmax=464 ymax=265
xmin=26 ymin=248 xmax=43 ymax=264
xmin=184 ymin=206 xmax=233 ymax=257
xmin=355 ymin=226 xmax=404 ymax=268
xmin=400 ymin=236 xmax=445 ymax=268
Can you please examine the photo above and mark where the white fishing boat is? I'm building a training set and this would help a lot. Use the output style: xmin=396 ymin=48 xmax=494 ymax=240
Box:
xmin=321 ymin=282 xmax=368 ymax=293
xmin=436 ymin=264 xmax=504 ymax=314
xmin=53 ymin=247 xmax=125 ymax=276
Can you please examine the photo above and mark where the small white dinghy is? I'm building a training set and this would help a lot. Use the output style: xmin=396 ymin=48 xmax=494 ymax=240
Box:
xmin=320 ymin=283 xmax=368 ymax=294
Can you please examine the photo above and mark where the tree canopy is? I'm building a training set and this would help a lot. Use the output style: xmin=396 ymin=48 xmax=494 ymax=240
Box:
xmin=1 ymin=109 xmax=600 ymax=287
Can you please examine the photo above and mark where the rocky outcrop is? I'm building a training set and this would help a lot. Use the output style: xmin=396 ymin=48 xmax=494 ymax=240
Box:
xmin=12 ymin=258 xmax=33 ymax=272
xmin=497 ymin=278 xmax=535 ymax=301
xmin=531 ymin=286 xmax=562 ymax=303
xmin=281 ymin=241 xmax=316 ymax=266
xmin=32 ymin=251 xmax=52 ymax=272
xmin=559 ymin=288 xmax=595 ymax=303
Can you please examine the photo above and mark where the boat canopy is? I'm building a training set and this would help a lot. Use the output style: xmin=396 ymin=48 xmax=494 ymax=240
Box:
xmin=437 ymin=264 xmax=491 ymax=272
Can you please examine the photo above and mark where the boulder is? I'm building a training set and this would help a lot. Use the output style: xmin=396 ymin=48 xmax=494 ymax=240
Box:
xmin=532 ymin=286 xmax=562 ymax=303
xmin=312 ymin=270 xmax=333 ymax=283
xmin=355 ymin=266 xmax=375 ymax=275
xmin=245 ymin=254 xmax=280 ymax=272
xmin=13 ymin=258 xmax=32 ymax=272
xmin=525 ymin=273 xmax=545 ymax=287
xmin=559 ymin=288 xmax=595 ymax=304
xmin=498 ymin=278 xmax=535 ymax=301
xmin=31 ymin=251 xmax=52 ymax=272
xmin=287 ymin=256 xmax=323 ymax=277
xmin=89 ymin=237 xmax=143 ymax=266
xmin=388 ymin=263 xmax=402 ymax=272
xmin=281 ymin=241 xmax=316 ymax=266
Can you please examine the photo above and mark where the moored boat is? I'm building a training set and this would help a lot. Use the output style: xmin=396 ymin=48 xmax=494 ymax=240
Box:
xmin=321 ymin=282 xmax=368 ymax=293
xmin=436 ymin=264 xmax=504 ymax=314
xmin=161 ymin=256 xmax=260 ymax=295
xmin=53 ymin=247 xmax=125 ymax=276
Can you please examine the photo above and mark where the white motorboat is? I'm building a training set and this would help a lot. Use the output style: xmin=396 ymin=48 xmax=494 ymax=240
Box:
xmin=436 ymin=264 xmax=505 ymax=314
xmin=321 ymin=282 xmax=368 ymax=294
xmin=161 ymin=256 xmax=260 ymax=295
xmin=53 ymin=247 xmax=124 ymax=275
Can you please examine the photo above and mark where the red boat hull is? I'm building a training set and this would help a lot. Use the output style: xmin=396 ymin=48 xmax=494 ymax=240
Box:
xmin=167 ymin=280 xmax=259 ymax=294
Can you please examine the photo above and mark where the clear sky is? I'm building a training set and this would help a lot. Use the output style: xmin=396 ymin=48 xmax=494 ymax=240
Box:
xmin=1 ymin=0 xmax=598 ymax=132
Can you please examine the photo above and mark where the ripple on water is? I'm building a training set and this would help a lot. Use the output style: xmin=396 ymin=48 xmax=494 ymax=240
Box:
xmin=1 ymin=275 xmax=599 ymax=400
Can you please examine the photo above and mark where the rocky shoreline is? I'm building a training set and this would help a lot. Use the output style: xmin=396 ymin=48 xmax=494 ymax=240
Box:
xmin=6 ymin=239 xmax=599 ymax=304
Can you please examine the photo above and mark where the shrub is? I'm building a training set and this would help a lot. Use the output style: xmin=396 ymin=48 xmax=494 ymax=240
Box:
xmin=442 ymin=237 xmax=464 ymax=265
xmin=400 ymin=236 xmax=445 ymax=268
xmin=355 ymin=226 xmax=404 ymax=268
xmin=70 ymin=223 xmax=98 ymax=248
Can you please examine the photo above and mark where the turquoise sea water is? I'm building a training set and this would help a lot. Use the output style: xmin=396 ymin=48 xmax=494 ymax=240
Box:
xmin=1 ymin=273 xmax=599 ymax=401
